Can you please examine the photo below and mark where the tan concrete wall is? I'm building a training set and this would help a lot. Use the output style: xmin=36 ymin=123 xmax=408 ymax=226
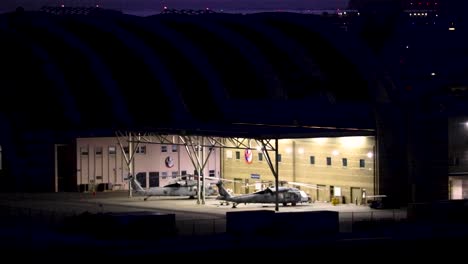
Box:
xmin=222 ymin=136 xmax=375 ymax=204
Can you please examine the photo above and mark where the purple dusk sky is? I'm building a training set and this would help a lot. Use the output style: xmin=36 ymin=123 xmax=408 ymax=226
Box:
xmin=0 ymin=0 xmax=350 ymax=13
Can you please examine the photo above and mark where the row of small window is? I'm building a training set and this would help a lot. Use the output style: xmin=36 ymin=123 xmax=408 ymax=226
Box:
xmin=319 ymin=157 xmax=366 ymax=168
xmin=235 ymin=152 xmax=367 ymax=168
xmin=80 ymin=145 xmax=183 ymax=155
xmin=153 ymin=170 xmax=216 ymax=179
xmin=80 ymin=145 xmax=148 ymax=155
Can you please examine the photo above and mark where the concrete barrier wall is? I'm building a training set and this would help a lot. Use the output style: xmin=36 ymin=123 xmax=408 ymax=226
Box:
xmin=61 ymin=211 xmax=177 ymax=239
xmin=226 ymin=210 xmax=339 ymax=237
xmin=226 ymin=210 xmax=275 ymax=236
xmin=408 ymin=200 xmax=468 ymax=223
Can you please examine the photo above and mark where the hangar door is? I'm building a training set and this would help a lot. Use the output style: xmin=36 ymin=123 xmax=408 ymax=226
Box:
xmin=317 ymin=184 xmax=327 ymax=202
xmin=56 ymin=144 xmax=76 ymax=192
xmin=351 ymin=187 xmax=361 ymax=205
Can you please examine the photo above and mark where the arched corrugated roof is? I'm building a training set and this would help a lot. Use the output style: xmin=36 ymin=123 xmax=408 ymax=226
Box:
xmin=0 ymin=9 xmax=385 ymax=138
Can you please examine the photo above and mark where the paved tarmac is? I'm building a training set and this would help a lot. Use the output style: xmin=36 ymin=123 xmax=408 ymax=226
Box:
xmin=3 ymin=191 xmax=468 ymax=260
xmin=0 ymin=190 xmax=406 ymax=236
xmin=0 ymin=190 xmax=405 ymax=219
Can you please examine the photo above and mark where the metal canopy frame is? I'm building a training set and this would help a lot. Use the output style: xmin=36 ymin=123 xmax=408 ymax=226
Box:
xmin=115 ymin=131 xmax=282 ymax=211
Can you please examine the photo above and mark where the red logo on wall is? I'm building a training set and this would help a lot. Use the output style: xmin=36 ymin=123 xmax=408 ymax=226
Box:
xmin=244 ymin=148 xmax=253 ymax=164
xmin=165 ymin=156 xmax=174 ymax=168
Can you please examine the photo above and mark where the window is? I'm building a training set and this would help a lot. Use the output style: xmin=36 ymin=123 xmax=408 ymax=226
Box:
xmin=108 ymin=146 xmax=116 ymax=155
xmin=172 ymin=145 xmax=178 ymax=152
xmin=326 ymin=157 xmax=332 ymax=166
xmin=95 ymin=147 xmax=102 ymax=155
xmin=181 ymin=170 xmax=187 ymax=175
xmin=136 ymin=172 xmax=147 ymax=188
xmin=161 ymin=171 xmax=168 ymax=179
xmin=342 ymin=158 xmax=347 ymax=167
xmin=161 ymin=146 xmax=167 ymax=152
xmin=235 ymin=151 xmax=240 ymax=160
xmin=80 ymin=147 xmax=88 ymax=155
xmin=277 ymin=154 xmax=282 ymax=162
xmin=136 ymin=146 xmax=146 ymax=154
xmin=123 ymin=146 xmax=129 ymax=154
xmin=172 ymin=171 xmax=178 ymax=178
xmin=258 ymin=153 xmax=263 ymax=161
xmin=310 ymin=156 xmax=315 ymax=165
xmin=209 ymin=170 xmax=215 ymax=177
xmin=149 ymin=172 xmax=159 ymax=187
xmin=359 ymin=159 xmax=365 ymax=168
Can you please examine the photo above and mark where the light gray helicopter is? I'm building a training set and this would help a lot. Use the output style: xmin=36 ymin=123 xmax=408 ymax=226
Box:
xmin=215 ymin=180 xmax=311 ymax=208
xmin=128 ymin=175 xmax=217 ymax=201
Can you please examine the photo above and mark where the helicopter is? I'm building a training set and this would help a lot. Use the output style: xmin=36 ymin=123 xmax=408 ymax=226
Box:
xmin=215 ymin=180 xmax=311 ymax=208
xmin=127 ymin=175 xmax=217 ymax=201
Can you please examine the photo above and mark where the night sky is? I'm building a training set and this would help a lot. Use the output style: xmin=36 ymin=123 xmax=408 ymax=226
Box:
xmin=0 ymin=0 xmax=350 ymax=14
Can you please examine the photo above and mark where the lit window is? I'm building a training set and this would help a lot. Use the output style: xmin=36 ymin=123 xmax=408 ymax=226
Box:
xmin=108 ymin=146 xmax=116 ymax=155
